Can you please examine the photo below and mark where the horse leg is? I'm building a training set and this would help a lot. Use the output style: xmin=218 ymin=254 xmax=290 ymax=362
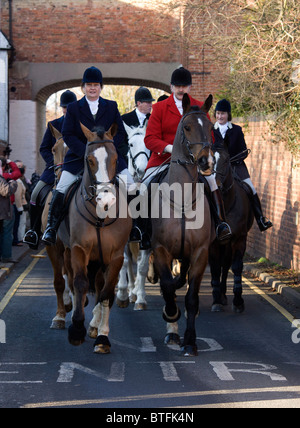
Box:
xmin=209 ymin=242 xmax=223 ymax=312
xmin=88 ymin=269 xmax=105 ymax=339
xmin=93 ymin=255 xmax=124 ymax=354
xmin=182 ymin=252 xmax=207 ymax=357
xmin=220 ymin=243 xmax=232 ymax=306
xmin=154 ymin=246 xmax=181 ymax=343
xmin=68 ymin=246 xmax=89 ymax=346
xmin=133 ymin=249 xmax=151 ymax=311
xmin=116 ymin=246 xmax=130 ymax=308
xmin=47 ymin=244 xmax=68 ymax=330
xmin=232 ymin=242 xmax=246 ymax=313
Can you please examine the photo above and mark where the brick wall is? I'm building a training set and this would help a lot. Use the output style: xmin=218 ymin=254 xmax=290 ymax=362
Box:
xmin=239 ymin=118 xmax=300 ymax=271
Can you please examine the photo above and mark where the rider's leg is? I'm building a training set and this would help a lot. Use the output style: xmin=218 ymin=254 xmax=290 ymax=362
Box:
xmin=23 ymin=181 xmax=49 ymax=248
xmin=42 ymin=171 xmax=78 ymax=245
xmin=243 ymin=178 xmax=273 ymax=231
xmin=206 ymin=175 xmax=232 ymax=241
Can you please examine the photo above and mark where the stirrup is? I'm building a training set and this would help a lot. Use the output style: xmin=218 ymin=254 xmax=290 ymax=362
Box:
xmin=258 ymin=216 xmax=273 ymax=232
xmin=216 ymin=222 xmax=232 ymax=242
xmin=42 ymin=228 xmax=57 ymax=246
xmin=23 ymin=230 xmax=39 ymax=246
xmin=129 ymin=225 xmax=142 ymax=243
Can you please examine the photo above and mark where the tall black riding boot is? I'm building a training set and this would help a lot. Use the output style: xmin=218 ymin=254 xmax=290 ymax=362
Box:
xmin=23 ymin=203 xmax=42 ymax=249
xmin=251 ymin=193 xmax=273 ymax=231
xmin=212 ymin=189 xmax=232 ymax=242
xmin=41 ymin=190 xmax=65 ymax=246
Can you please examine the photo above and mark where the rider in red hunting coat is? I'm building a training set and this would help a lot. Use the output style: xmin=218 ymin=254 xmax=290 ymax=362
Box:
xmin=144 ymin=66 xmax=232 ymax=242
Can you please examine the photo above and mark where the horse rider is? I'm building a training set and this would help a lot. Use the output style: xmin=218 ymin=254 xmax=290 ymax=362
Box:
xmin=42 ymin=66 xmax=134 ymax=246
xmin=23 ymin=90 xmax=77 ymax=249
xmin=143 ymin=66 xmax=232 ymax=242
xmin=120 ymin=86 xmax=155 ymax=248
xmin=213 ymin=99 xmax=273 ymax=231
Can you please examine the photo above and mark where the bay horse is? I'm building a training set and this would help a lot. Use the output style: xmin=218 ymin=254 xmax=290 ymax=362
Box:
xmin=41 ymin=124 xmax=72 ymax=330
xmin=116 ymin=122 xmax=151 ymax=311
xmin=58 ymin=123 xmax=132 ymax=354
xmin=209 ymin=138 xmax=254 ymax=313
xmin=151 ymin=93 xmax=215 ymax=357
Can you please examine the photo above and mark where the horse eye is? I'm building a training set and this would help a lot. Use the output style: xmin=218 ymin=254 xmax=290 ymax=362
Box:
xmin=184 ymin=125 xmax=191 ymax=132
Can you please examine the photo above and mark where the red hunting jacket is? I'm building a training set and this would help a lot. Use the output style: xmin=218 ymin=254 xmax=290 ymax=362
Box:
xmin=144 ymin=94 xmax=211 ymax=170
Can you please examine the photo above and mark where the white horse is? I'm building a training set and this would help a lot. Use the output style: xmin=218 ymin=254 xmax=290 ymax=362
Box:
xmin=116 ymin=122 xmax=151 ymax=311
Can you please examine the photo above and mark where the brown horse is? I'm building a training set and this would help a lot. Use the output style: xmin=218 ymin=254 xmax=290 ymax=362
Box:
xmin=58 ymin=124 xmax=132 ymax=353
xmin=41 ymin=124 xmax=72 ymax=330
xmin=150 ymin=93 xmax=215 ymax=357
xmin=209 ymin=139 xmax=254 ymax=313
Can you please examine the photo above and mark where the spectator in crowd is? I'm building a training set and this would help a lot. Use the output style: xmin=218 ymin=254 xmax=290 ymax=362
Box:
xmin=13 ymin=160 xmax=30 ymax=246
xmin=0 ymin=157 xmax=22 ymax=262
xmin=0 ymin=159 xmax=18 ymax=263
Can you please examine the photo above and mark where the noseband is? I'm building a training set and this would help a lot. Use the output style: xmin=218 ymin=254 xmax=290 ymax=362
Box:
xmin=173 ymin=111 xmax=211 ymax=166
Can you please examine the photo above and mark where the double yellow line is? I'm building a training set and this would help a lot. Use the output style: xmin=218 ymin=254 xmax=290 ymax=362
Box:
xmin=0 ymin=248 xmax=46 ymax=315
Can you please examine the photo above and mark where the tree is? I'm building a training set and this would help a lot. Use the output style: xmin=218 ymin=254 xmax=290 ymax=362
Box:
xmin=159 ymin=0 xmax=300 ymax=160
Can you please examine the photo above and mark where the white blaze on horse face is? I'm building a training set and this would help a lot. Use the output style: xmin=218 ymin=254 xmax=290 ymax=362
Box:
xmin=94 ymin=147 xmax=116 ymax=214
xmin=197 ymin=118 xmax=203 ymax=127
xmin=214 ymin=151 xmax=220 ymax=171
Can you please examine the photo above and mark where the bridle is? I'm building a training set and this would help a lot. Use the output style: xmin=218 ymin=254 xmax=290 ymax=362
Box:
xmin=172 ymin=110 xmax=211 ymax=167
xmin=127 ymin=129 xmax=150 ymax=180
xmin=83 ymin=140 xmax=118 ymax=201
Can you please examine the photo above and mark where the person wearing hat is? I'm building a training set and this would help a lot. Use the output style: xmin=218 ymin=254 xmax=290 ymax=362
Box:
xmin=214 ymin=99 xmax=272 ymax=231
xmin=143 ymin=66 xmax=232 ymax=241
xmin=118 ymin=86 xmax=155 ymax=161
xmin=42 ymin=66 xmax=132 ymax=245
xmin=23 ymin=89 xmax=77 ymax=249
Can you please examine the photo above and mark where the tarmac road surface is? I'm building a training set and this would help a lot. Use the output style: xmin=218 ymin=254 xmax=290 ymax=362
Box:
xmin=0 ymin=250 xmax=300 ymax=409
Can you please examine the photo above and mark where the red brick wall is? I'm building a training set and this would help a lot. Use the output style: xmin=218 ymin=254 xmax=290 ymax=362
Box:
xmin=239 ymin=118 xmax=300 ymax=271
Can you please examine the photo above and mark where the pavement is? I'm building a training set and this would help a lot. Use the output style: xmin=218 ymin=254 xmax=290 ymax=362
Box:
xmin=1 ymin=243 xmax=300 ymax=309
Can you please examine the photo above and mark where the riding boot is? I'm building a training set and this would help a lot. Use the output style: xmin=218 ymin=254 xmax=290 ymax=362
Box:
xmin=251 ymin=193 xmax=273 ymax=231
xmin=23 ymin=203 xmax=42 ymax=249
xmin=212 ymin=189 xmax=232 ymax=242
xmin=41 ymin=190 xmax=65 ymax=246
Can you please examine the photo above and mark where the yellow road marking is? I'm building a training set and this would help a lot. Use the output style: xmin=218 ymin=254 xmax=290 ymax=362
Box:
xmin=243 ymin=276 xmax=295 ymax=324
xmin=0 ymin=248 xmax=46 ymax=315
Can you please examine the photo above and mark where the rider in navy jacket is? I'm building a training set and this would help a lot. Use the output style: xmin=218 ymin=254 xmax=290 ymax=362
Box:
xmin=42 ymin=66 xmax=131 ymax=246
xmin=62 ymin=95 xmax=127 ymax=175
xmin=23 ymin=90 xmax=77 ymax=249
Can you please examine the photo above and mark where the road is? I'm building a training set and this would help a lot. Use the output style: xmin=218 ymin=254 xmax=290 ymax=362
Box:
xmin=0 ymin=250 xmax=300 ymax=409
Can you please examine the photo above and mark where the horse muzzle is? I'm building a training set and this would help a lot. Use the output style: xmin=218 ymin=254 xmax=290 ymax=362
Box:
xmin=198 ymin=148 xmax=215 ymax=176
xmin=96 ymin=186 xmax=117 ymax=216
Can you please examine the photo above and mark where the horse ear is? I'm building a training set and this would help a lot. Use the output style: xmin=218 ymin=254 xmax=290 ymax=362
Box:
xmin=49 ymin=123 xmax=62 ymax=140
xmin=108 ymin=122 xmax=118 ymax=139
xmin=201 ymin=94 xmax=213 ymax=114
xmin=80 ymin=122 xmax=95 ymax=142
xmin=123 ymin=121 xmax=133 ymax=137
xmin=182 ymin=93 xmax=191 ymax=115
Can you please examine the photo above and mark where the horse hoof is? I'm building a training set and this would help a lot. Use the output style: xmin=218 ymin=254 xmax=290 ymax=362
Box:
xmin=232 ymin=303 xmax=245 ymax=314
xmin=130 ymin=293 xmax=137 ymax=303
xmin=88 ymin=326 xmax=98 ymax=339
xmin=64 ymin=303 xmax=73 ymax=313
xmin=181 ymin=345 xmax=198 ymax=357
xmin=93 ymin=335 xmax=111 ymax=354
xmin=94 ymin=344 xmax=111 ymax=354
xmin=50 ymin=319 xmax=65 ymax=330
xmin=164 ymin=333 xmax=181 ymax=346
xmin=211 ymin=304 xmax=224 ymax=313
xmin=116 ymin=297 xmax=130 ymax=309
xmin=134 ymin=302 xmax=147 ymax=311
xmin=68 ymin=323 xmax=86 ymax=346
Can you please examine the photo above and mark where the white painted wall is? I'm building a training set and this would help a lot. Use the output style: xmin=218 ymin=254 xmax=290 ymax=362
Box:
xmin=9 ymin=100 xmax=40 ymax=178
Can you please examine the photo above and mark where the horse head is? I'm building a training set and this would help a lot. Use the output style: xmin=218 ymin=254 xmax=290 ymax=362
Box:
xmin=80 ymin=122 xmax=118 ymax=215
xmin=179 ymin=93 xmax=215 ymax=175
xmin=123 ymin=122 xmax=150 ymax=181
